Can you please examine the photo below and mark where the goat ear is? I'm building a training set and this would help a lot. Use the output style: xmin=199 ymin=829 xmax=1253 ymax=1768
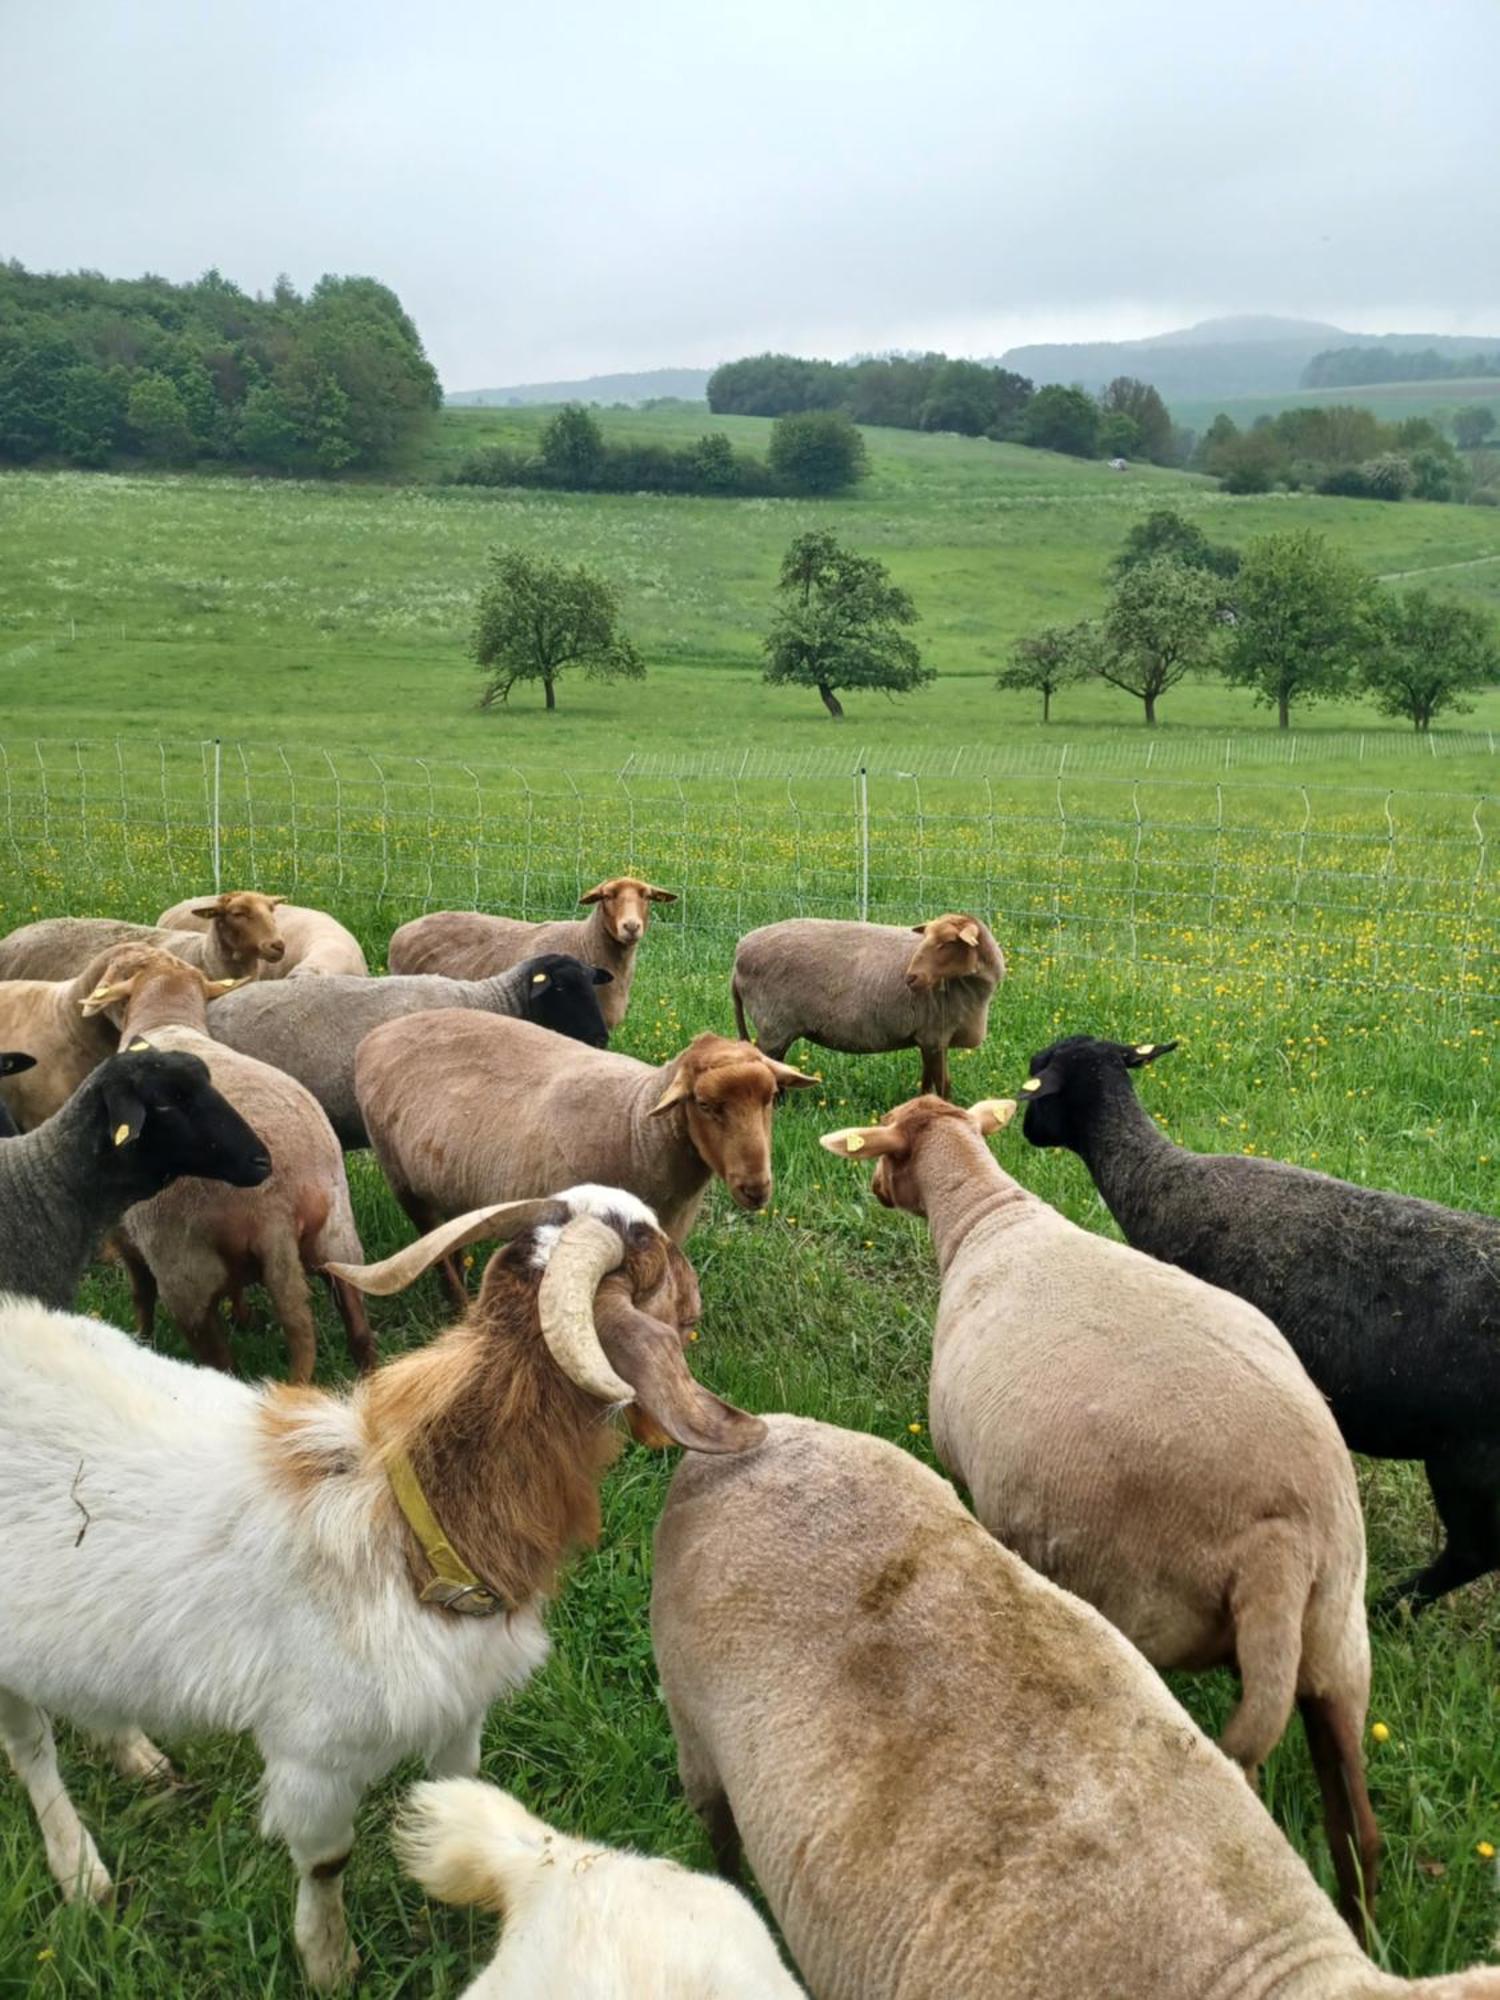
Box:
xmin=325 ymin=1200 xmax=558 ymax=1296
xmin=1018 ymin=1068 xmax=1063 ymax=1102
xmin=820 ymin=1125 xmax=904 ymax=1160
xmin=645 ymin=886 xmax=678 ymax=904
xmin=578 ymin=883 xmax=609 ymax=906
xmin=1123 ymin=1040 xmax=1178 ymax=1067
xmin=595 ymin=1291 xmax=766 ymax=1455
xmin=591 ymin=966 xmax=614 ymax=985
xmin=967 ymin=1098 xmax=1016 ymax=1136
xmin=765 ymin=1059 xmax=817 ymax=1092
xmin=79 ymin=979 xmax=133 ymax=1018
xmin=102 ymin=1071 xmax=148 ymax=1148
xmin=651 ymin=1070 xmax=694 ymax=1116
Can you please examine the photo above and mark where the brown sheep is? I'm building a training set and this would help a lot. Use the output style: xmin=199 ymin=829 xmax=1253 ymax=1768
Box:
xmin=652 ymin=1415 xmax=1500 ymax=2000
xmin=0 ymin=893 xmax=286 ymax=985
xmin=387 ymin=877 xmax=676 ymax=1032
xmin=354 ymin=1014 xmax=814 ymax=1304
xmin=158 ymin=895 xmax=368 ymax=979
xmin=82 ymin=945 xmax=373 ymax=1381
xmin=731 ymin=915 xmax=1004 ymax=1098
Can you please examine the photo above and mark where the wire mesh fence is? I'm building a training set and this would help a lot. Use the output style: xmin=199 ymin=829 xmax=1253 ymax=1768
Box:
xmin=0 ymin=736 xmax=1493 ymax=1008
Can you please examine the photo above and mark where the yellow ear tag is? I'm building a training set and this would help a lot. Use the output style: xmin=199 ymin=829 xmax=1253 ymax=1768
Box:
xmin=845 ymin=1131 xmax=865 ymax=1152
xmin=1021 ymin=1078 xmax=1042 ymax=1093
xmin=1135 ymin=1044 xmax=1156 ymax=1056
xmin=128 ymin=1038 xmax=151 ymax=1053
xmin=688 ymin=1328 xmax=699 ymax=1342
xmin=113 ymin=1123 xmax=131 ymax=1147
xmin=531 ymin=972 xmax=547 ymax=985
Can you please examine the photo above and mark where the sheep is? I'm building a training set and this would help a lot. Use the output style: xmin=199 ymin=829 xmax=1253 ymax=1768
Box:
xmin=0 ymin=1051 xmax=34 ymax=1137
xmin=0 ymin=947 xmax=202 ymax=1131
xmin=0 ymin=892 xmax=286 ymax=984
xmin=652 ymin=1414 xmax=1500 ymax=2000
xmin=397 ymin=1777 xmax=804 ymax=1999
xmin=822 ymin=1093 xmax=1379 ymax=1931
xmin=80 ymin=944 xmax=374 ymax=1380
xmin=731 ymin=915 xmax=1005 ymax=1099
xmin=355 ymin=1014 xmax=816 ymax=1303
xmin=388 ymin=876 xmax=677 ymax=1032
xmin=1018 ymin=1035 xmax=1500 ymax=1611
xmin=0 ymin=1187 xmax=764 ymax=1989
xmin=202 ymin=952 xmax=613 ymax=1148
xmin=0 ymin=1045 xmax=271 ymax=1307
xmin=158 ymin=895 xmax=368 ymax=979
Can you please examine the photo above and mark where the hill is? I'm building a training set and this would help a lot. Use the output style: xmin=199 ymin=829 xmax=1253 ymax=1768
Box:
xmin=1001 ymin=316 xmax=1500 ymax=402
xmin=448 ymin=367 xmax=711 ymax=407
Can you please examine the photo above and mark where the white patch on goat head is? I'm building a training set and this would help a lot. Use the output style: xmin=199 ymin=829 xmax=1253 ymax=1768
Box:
xmin=529 ymin=1185 xmax=660 ymax=1268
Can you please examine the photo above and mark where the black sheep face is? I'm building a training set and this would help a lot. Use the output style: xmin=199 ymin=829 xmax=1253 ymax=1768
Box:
xmin=518 ymin=954 xmax=612 ymax=1048
xmin=102 ymin=1046 xmax=273 ymax=1189
xmin=1019 ymin=1034 xmax=1177 ymax=1150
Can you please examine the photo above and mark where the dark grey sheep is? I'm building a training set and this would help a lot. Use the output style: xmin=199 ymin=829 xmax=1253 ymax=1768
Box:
xmin=0 ymin=1046 xmax=271 ymax=1308
xmin=203 ymin=953 xmax=612 ymax=1148
xmin=1020 ymin=1034 xmax=1500 ymax=1609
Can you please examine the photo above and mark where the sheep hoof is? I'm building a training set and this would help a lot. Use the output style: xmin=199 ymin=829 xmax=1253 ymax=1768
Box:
xmin=56 ymin=1844 xmax=113 ymax=1908
xmin=112 ymin=1731 xmax=177 ymax=1785
xmin=300 ymin=1936 xmax=359 ymax=1992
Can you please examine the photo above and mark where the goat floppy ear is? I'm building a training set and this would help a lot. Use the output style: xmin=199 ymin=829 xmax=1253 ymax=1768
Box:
xmin=967 ymin=1098 xmax=1017 ymax=1135
xmin=820 ymin=1125 xmax=905 ymax=1160
xmin=325 ymin=1200 xmax=557 ymax=1296
xmin=101 ymin=1070 xmax=148 ymax=1148
xmin=645 ymin=885 xmax=678 ymax=904
xmin=1123 ymin=1040 xmax=1178 ymax=1067
xmin=651 ymin=1070 xmax=694 ymax=1116
xmin=593 ymin=1283 xmax=765 ymax=1454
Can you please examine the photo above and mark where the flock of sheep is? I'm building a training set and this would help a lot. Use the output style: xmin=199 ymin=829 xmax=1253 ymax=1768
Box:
xmin=0 ymin=876 xmax=1497 ymax=1998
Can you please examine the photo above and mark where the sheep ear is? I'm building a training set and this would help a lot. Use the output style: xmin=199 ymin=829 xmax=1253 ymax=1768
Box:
xmin=1018 ymin=1069 xmax=1063 ymax=1101
xmin=591 ymin=967 xmax=614 ymax=985
xmin=910 ymin=922 xmax=929 ymax=934
xmin=0 ymin=1051 xmax=37 ymax=1077
xmin=80 ymin=979 xmax=133 ymax=1017
xmin=819 ymin=1126 xmax=903 ymax=1159
xmin=1124 ymin=1040 xmax=1178 ymax=1067
xmin=959 ymin=923 xmax=980 ymax=947
xmin=651 ymin=1071 xmax=694 ymax=1116
xmin=578 ymin=883 xmax=610 ymax=906
xmin=325 ymin=1200 xmax=558 ymax=1296
xmin=967 ymin=1098 xmax=1016 ymax=1136
xmin=207 ymin=976 xmax=247 ymax=996
xmin=645 ymin=886 xmax=678 ymax=904
xmin=265 ymin=895 xmax=288 ymax=908
xmin=765 ymin=1059 xmax=818 ymax=1092
xmin=102 ymin=1072 xmax=148 ymax=1148
xmin=190 ymin=902 xmax=226 ymax=919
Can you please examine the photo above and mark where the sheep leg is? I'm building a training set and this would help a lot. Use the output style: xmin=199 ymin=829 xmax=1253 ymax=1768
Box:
xmin=115 ymin=1236 xmax=159 ymax=1339
xmin=324 ymin=1273 xmax=377 ymax=1373
xmin=102 ymin=1727 xmax=177 ymax=1785
xmin=1378 ymin=1450 xmax=1500 ymax=1612
xmin=181 ymin=1303 xmax=236 ymax=1374
xmin=1298 ymin=1694 xmax=1380 ymax=1939
xmin=919 ymin=1044 xmax=952 ymax=1099
xmin=1217 ymin=1529 xmax=1306 ymax=1774
xmin=673 ymin=1723 xmax=743 ymax=1882
xmin=0 ymin=1687 xmax=112 ymax=1904
xmin=261 ymin=1758 xmax=361 ymax=1992
xmin=426 ymin=1711 xmax=485 ymax=1779
xmin=262 ymin=1236 xmax=318 ymax=1386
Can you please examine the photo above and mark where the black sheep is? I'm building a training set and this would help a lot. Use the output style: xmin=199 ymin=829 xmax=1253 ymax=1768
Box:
xmin=1019 ymin=1034 xmax=1500 ymax=1610
xmin=0 ymin=1052 xmax=35 ymax=1138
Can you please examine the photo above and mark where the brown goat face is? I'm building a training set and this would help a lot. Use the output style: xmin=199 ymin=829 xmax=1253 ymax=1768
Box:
xmin=195 ymin=892 xmax=286 ymax=964
xmin=905 ymin=915 xmax=984 ymax=993
xmin=579 ymin=877 xmax=676 ymax=946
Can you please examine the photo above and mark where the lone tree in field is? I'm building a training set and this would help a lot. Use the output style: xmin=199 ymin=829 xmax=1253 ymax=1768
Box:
xmin=471 ymin=550 xmax=644 ymax=712
xmin=1112 ymin=507 xmax=1240 ymax=584
xmin=1223 ymin=530 xmax=1369 ymax=730
xmin=1359 ymin=587 xmax=1500 ymax=731
xmin=996 ymin=622 xmax=1096 ymax=722
xmin=767 ymin=410 xmax=869 ymax=494
xmin=1096 ymin=556 xmax=1225 ymax=727
xmin=763 ymin=530 xmax=930 ymax=719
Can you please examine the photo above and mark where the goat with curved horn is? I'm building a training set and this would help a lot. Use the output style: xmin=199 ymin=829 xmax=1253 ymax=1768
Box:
xmin=536 ymin=1213 xmax=637 ymax=1404
xmin=325 ymin=1200 xmax=558 ymax=1296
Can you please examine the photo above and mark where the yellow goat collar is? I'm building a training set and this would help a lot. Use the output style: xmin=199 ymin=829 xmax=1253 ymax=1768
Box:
xmin=386 ymin=1449 xmax=504 ymax=1618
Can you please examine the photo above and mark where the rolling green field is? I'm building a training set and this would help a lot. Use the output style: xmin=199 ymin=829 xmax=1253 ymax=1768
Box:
xmin=2 ymin=418 xmax=1499 ymax=1995
xmin=1170 ymin=376 xmax=1500 ymax=438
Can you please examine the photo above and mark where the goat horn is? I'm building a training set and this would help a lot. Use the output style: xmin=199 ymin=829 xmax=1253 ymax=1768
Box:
xmin=537 ymin=1214 xmax=637 ymax=1404
xmin=324 ymin=1200 xmax=557 ymax=1296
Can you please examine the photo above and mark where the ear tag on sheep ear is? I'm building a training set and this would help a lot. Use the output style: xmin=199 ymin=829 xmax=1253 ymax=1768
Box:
xmin=845 ymin=1131 xmax=866 ymax=1153
xmin=128 ymin=1038 xmax=152 ymax=1053
xmin=531 ymin=972 xmax=547 ymax=985
xmin=1020 ymin=1077 xmax=1042 ymax=1094
xmin=1135 ymin=1044 xmax=1157 ymax=1056
xmin=113 ymin=1123 xmax=132 ymax=1147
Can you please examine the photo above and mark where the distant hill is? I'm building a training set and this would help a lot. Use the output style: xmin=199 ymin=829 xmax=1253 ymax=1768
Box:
xmin=1000 ymin=317 xmax=1500 ymax=402
xmin=448 ymin=368 xmax=710 ymax=408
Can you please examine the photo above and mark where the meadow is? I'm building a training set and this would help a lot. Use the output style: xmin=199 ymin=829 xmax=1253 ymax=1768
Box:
xmin=1 ymin=414 xmax=1499 ymax=1995
xmin=1170 ymin=376 xmax=1500 ymax=439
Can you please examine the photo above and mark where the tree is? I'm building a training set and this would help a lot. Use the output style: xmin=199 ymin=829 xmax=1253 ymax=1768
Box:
xmin=1223 ymin=531 xmax=1369 ymax=729
xmin=763 ymin=531 xmax=931 ymax=719
xmin=1359 ymin=587 xmax=1499 ymax=731
xmin=471 ymin=550 xmax=644 ymax=712
xmin=767 ymin=410 xmax=868 ymax=494
xmin=1112 ymin=507 xmax=1240 ymax=583
xmin=125 ymin=370 xmax=195 ymax=462
xmin=996 ymin=623 xmax=1094 ymax=722
xmin=1453 ymin=405 xmax=1497 ymax=451
xmin=1097 ymin=412 xmax=1141 ymax=459
xmin=539 ymin=403 xmax=606 ymax=486
xmin=1096 ymin=557 xmax=1225 ymax=727
xmin=1098 ymin=377 xmax=1173 ymax=462
xmin=1022 ymin=385 xmax=1099 ymax=457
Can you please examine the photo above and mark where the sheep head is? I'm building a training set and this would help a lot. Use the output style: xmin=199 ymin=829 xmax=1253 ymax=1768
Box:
xmin=904 ymin=914 xmax=998 ymax=992
xmin=821 ymin=1095 xmax=1016 ymax=1213
xmin=1018 ymin=1035 xmax=1178 ymax=1151
xmin=578 ymin=876 xmax=677 ymax=946
xmin=79 ymin=943 xmax=245 ymax=1030
xmin=651 ymin=1033 xmax=816 ymax=1212
xmin=190 ymin=891 xmax=286 ymax=965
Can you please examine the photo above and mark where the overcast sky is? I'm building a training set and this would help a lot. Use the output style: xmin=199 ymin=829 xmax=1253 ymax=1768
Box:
xmin=4 ymin=0 xmax=1497 ymax=388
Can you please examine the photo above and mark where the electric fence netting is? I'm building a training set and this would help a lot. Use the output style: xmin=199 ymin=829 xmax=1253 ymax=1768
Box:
xmin=0 ymin=737 xmax=1493 ymax=1008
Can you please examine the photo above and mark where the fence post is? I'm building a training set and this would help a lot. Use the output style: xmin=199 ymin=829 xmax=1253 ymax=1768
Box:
xmin=856 ymin=765 xmax=869 ymax=921
xmin=211 ymin=738 xmax=222 ymax=892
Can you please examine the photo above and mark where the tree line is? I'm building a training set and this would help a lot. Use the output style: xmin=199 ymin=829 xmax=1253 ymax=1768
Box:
xmin=1195 ymin=405 xmax=1476 ymax=503
xmin=1303 ymin=346 xmax=1500 ymax=389
xmin=452 ymin=403 xmax=868 ymax=498
xmin=0 ymin=261 xmax=441 ymax=475
xmin=707 ymin=351 xmax=1188 ymax=465
xmin=1000 ymin=509 xmax=1499 ymax=732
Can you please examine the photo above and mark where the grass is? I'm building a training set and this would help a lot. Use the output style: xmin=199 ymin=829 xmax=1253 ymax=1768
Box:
xmin=1171 ymin=376 xmax=1500 ymax=437
xmin=1 ymin=418 xmax=1499 ymax=1993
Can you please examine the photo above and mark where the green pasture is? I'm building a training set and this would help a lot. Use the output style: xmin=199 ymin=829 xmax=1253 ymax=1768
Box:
xmin=2 ymin=420 xmax=1500 ymax=1993
xmin=1170 ymin=376 xmax=1500 ymax=438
